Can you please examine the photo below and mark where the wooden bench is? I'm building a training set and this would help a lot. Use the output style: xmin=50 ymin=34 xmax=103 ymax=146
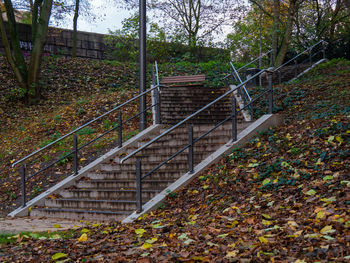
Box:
xmin=161 ymin=74 xmax=206 ymax=86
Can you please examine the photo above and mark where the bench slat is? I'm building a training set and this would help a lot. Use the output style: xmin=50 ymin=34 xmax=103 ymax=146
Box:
xmin=161 ymin=74 xmax=206 ymax=84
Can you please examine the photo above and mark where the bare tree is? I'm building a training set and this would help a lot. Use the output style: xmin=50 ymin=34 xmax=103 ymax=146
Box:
xmin=117 ymin=0 xmax=242 ymax=48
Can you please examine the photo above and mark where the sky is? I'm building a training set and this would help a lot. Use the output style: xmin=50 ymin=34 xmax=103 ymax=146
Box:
xmin=65 ymin=1 xmax=132 ymax=34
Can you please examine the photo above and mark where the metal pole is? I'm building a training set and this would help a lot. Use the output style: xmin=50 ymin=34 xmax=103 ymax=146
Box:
xmin=188 ymin=125 xmax=194 ymax=174
xmin=152 ymin=65 xmax=156 ymax=86
xmin=322 ymin=46 xmax=326 ymax=59
xmin=21 ymin=164 xmax=26 ymax=207
xmin=73 ymin=134 xmax=78 ymax=175
xmin=139 ymin=0 xmax=147 ymax=131
xmin=136 ymin=158 xmax=143 ymax=213
xmin=155 ymin=89 xmax=161 ymax=124
xmin=118 ymin=110 xmax=123 ymax=147
xmin=294 ymin=60 xmax=298 ymax=78
xmin=232 ymin=98 xmax=237 ymax=142
xmin=268 ymin=74 xmax=273 ymax=114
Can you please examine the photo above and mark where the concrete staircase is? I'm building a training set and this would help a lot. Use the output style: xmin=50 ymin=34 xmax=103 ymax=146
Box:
xmin=31 ymin=122 xmax=250 ymax=221
xmin=10 ymin=57 xmax=325 ymax=221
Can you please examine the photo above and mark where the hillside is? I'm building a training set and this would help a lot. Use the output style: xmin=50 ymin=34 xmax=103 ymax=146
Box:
xmin=0 ymin=56 xmax=230 ymax=217
xmin=0 ymin=59 xmax=349 ymax=261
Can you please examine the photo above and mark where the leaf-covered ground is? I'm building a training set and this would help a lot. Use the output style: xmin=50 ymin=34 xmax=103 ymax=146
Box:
xmin=0 ymin=56 xmax=141 ymax=216
xmin=1 ymin=59 xmax=349 ymax=262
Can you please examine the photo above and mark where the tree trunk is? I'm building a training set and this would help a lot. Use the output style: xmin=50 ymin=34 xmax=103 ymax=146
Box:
xmin=272 ymin=0 xmax=280 ymax=66
xmin=27 ymin=0 xmax=53 ymax=102
xmin=3 ymin=0 xmax=28 ymax=79
xmin=72 ymin=0 xmax=80 ymax=58
xmin=0 ymin=5 xmax=26 ymax=89
xmin=275 ymin=0 xmax=296 ymax=66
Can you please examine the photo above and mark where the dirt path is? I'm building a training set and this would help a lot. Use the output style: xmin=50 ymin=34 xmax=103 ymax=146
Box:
xmin=0 ymin=217 xmax=88 ymax=234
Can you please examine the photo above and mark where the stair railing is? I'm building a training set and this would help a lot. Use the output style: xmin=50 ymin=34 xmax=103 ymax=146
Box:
xmin=273 ymin=40 xmax=327 ymax=84
xmin=121 ymin=69 xmax=274 ymax=212
xmin=123 ymin=40 xmax=328 ymax=212
xmin=11 ymin=78 xmax=163 ymax=208
xmin=223 ymin=50 xmax=273 ymax=114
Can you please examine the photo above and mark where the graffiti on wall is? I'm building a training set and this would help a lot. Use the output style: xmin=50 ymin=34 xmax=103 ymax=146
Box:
xmin=19 ymin=41 xmax=54 ymax=52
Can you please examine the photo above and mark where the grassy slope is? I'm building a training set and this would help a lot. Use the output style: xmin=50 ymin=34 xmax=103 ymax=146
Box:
xmin=0 ymin=59 xmax=349 ymax=262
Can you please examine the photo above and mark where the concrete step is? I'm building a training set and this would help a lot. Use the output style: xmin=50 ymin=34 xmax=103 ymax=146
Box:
xmin=86 ymin=170 xmax=182 ymax=181
xmin=76 ymin=179 xmax=172 ymax=190
xmin=60 ymin=189 xmax=160 ymax=200
xmin=136 ymin=137 xmax=232 ymax=148
xmin=31 ymin=207 xmax=130 ymax=221
xmin=100 ymin=163 xmax=189 ymax=173
xmin=45 ymin=198 xmax=140 ymax=211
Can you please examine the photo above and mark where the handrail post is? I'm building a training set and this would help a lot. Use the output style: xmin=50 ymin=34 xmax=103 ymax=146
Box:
xmin=232 ymin=98 xmax=237 ymax=142
xmin=268 ymin=73 xmax=273 ymax=114
xmin=322 ymin=46 xmax=326 ymax=59
xmin=73 ymin=134 xmax=78 ymax=175
xmin=294 ymin=60 xmax=298 ymax=78
xmin=152 ymin=65 xmax=156 ymax=86
xmin=21 ymin=164 xmax=26 ymax=207
xmin=136 ymin=158 xmax=143 ymax=213
xmin=118 ymin=110 xmax=123 ymax=148
xmin=188 ymin=125 xmax=194 ymax=174
xmin=155 ymin=88 xmax=161 ymax=124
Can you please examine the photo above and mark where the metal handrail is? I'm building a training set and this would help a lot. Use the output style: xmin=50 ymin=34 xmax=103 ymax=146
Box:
xmin=223 ymin=50 xmax=273 ymax=80
xmin=11 ymin=85 xmax=159 ymax=168
xmin=141 ymin=88 xmax=270 ymax=181
xmin=237 ymin=50 xmax=273 ymax=72
xmin=274 ymin=40 xmax=326 ymax=72
xmin=278 ymin=49 xmax=325 ymax=82
xmin=121 ymin=68 xmax=267 ymax=164
xmin=230 ymin=62 xmax=252 ymax=102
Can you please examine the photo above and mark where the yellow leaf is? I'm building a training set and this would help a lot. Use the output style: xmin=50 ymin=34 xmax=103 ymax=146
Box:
xmin=257 ymin=142 xmax=261 ymax=148
xmin=53 ymin=224 xmax=61 ymax=228
xmin=262 ymin=179 xmax=270 ymax=186
xmin=320 ymin=225 xmax=335 ymax=234
xmin=81 ymin=228 xmax=90 ymax=233
xmin=77 ymin=233 xmax=88 ymax=242
xmin=316 ymin=211 xmax=325 ymax=219
xmin=141 ymin=242 xmax=153 ymax=249
xmin=305 ymin=189 xmax=316 ymax=196
xmin=259 ymin=236 xmax=268 ymax=244
xmin=294 ymin=230 xmax=303 ymax=237
xmin=225 ymin=250 xmax=239 ymax=258
xmin=145 ymin=237 xmax=158 ymax=244
xmin=336 ymin=136 xmax=343 ymax=144
xmin=135 ymin=228 xmax=146 ymax=237
xmin=328 ymin=136 xmax=335 ymax=142
xmin=262 ymin=220 xmax=272 ymax=226
xmin=262 ymin=214 xmax=271 ymax=219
